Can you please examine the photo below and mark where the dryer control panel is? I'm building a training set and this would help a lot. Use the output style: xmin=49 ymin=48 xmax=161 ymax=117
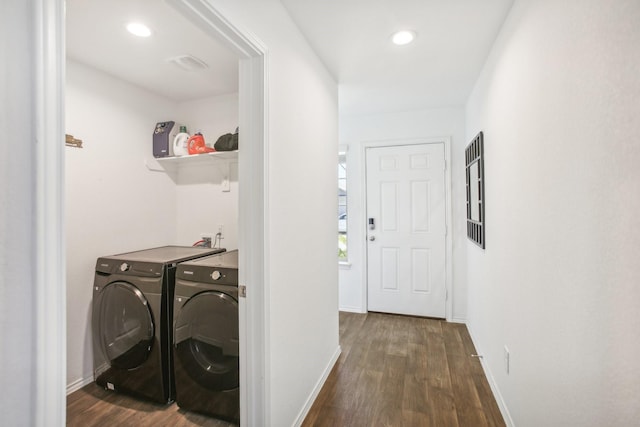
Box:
xmin=176 ymin=250 xmax=239 ymax=286
xmin=95 ymin=258 xmax=163 ymax=277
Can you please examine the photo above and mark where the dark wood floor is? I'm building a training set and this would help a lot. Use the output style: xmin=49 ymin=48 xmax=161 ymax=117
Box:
xmin=66 ymin=383 xmax=235 ymax=426
xmin=67 ymin=312 xmax=504 ymax=426
xmin=302 ymin=312 xmax=506 ymax=427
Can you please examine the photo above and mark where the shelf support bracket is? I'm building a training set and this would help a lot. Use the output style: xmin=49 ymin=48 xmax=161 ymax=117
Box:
xmin=144 ymin=159 xmax=165 ymax=173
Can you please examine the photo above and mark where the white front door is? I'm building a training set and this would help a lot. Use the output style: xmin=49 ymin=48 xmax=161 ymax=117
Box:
xmin=366 ymin=143 xmax=447 ymax=318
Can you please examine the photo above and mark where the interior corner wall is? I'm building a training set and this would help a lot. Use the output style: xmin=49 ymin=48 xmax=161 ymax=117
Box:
xmin=65 ymin=60 xmax=178 ymax=389
xmin=174 ymin=93 xmax=239 ymax=249
xmin=465 ymin=1 xmax=640 ymax=426
xmin=208 ymin=1 xmax=340 ymax=425
xmin=339 ymin=107 xmax=468 ymax=320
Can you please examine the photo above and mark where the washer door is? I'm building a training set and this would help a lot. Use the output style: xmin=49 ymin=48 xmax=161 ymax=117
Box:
xmin=97 ymin=281 xmax=154 ymax=370
xmin=174 ymin=291 xmax=239 ymax=391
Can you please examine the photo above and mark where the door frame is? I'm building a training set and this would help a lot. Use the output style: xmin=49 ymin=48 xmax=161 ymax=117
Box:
xmin=361 ymin=137 xmax=453 ymax=320
xmin=166 ymin=3 xmax=269 ymax=424
xmin=36 ymin=0 xmax=268 ymax=425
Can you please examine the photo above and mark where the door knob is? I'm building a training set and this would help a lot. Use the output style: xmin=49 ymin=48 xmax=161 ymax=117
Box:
xmin=369 ymin=236 xmax=376 ymax=241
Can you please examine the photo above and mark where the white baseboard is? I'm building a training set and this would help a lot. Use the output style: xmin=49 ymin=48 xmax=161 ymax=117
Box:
xmin=448 ymin=316 xmax=467 ymax=324
xmin=338 ymin=306 xmax=366 ymax=314
xmin=292 ymin=345 xmax=342 ymax=427
xmin=66 ymin=375 xmax=94 ymax=395
xmin=465 ymin=324 xmax=515 ymax=427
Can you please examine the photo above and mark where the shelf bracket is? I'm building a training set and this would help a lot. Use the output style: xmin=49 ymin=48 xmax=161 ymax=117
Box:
xmin=144 ymin=159 xmax=166 ymax=173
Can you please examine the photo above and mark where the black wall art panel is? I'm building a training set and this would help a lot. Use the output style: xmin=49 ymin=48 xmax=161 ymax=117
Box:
xmin=465 ymin=131 xmax=485 ymax=248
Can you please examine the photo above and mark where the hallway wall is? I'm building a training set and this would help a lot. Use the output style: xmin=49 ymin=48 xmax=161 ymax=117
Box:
xmin=0 ymin=1 xmax=37 ymax=424
xmin=465 ymin=1 xmax=640 ymax=425
xmin=339 ymin=107 xmax=468 ymax=321
xmin=206 ymin=1 xmax=340 ymax=425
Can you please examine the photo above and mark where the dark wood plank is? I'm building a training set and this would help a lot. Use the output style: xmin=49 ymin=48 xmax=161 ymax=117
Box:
xmin=349 ymin=368 xmax=384 ymax=423
xmin=443 ymin=323 xmax=488 ymax=426
xmin=402 ymin=343 xmax=430 ymax=414
xmin=402 ymin=409 xmax=435 ymax=427
xmin=371 ymin=353 xmax=406 ymax=425
xmin=425 ymin=327 xmax=459 ymax=427
xmin=456 ymin=323 xmax=507 ymax=427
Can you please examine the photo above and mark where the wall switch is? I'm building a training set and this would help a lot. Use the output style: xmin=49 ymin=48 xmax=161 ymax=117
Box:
xmin=504 ymin=346 xmax=510 ymax=375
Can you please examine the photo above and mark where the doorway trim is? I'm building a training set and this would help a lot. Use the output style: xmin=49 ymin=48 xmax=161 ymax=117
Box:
xmin=168 ymin=2 xmax=269 ymax=424
xmin=34 ymin=0 xmax=66 ymax=425
xmin=38 ymin=0 xmax=268 ymax=425
xmin=360 ymin=137 xmax=453 ymax=321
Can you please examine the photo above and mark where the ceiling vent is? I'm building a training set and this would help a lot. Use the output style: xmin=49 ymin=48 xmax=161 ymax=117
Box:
xmin=167 ymin=54 xmax=209 ymax=72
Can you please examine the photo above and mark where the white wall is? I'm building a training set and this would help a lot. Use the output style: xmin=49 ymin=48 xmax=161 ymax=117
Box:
xmin=174 ymin=93 xmax=239 ymax=249
xmin=465 ymin=1 xmax=640 ymax=426
xmin=339 ymin=108 xmax=468 ymax=320
xmin=65 ymin=60 xmax=240 ymax=390
xmin=65 ymin=60 xmax=178 ymax=389
xmin=207 ymin=1 xmax=340 ymax=425
xmin=0 ymin=1 xmax=36 ymax=424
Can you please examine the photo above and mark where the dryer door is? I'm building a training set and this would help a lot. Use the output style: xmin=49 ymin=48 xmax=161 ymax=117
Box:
xmin=96 ymin=281 xmax=154 ymax=370
xmin=174 ymin=291 xmax=239 ymax=391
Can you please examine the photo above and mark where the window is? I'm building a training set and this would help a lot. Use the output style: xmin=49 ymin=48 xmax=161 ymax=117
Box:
xmin=338 ymin=150 xmax=348 ymax=261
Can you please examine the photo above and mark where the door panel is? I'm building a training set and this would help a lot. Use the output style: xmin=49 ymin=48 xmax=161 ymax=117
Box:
xmin=381 ymin=247 xmax=399 ymax=291
xmin=411 ymin=180 xmax=431 ymax=232
xmin=366 ymin=143 xmax=446 ymax=318
xmin=411 ymin=248 xmax=430 ymax=293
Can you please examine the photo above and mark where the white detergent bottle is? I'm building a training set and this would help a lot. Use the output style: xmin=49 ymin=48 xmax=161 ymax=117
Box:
xmin=173 ymin=126 xmax=190 ymax=157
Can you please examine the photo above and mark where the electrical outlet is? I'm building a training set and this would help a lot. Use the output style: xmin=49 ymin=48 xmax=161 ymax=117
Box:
xmin=201 ymin=232 xmax=215 ymax=247
xmin=504 ymin=346 xmax=510 ymax=375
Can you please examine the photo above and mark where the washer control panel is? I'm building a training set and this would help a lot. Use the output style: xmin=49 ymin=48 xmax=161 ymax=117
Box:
xmin=95 ymin=258 xmax=162 ymax=277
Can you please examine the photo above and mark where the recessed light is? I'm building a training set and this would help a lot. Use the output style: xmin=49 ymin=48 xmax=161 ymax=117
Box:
xmin=391 ymin=30 xmax=416 ymax=46
xmin=126 ymin=22 xmax=152 ymax=38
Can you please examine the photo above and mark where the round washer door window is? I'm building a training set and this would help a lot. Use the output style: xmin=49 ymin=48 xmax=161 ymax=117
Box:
xmin=97 ymin=281 xmax=154 ymax=370
xmin=174 ymin=291 xmax=239 ymax=391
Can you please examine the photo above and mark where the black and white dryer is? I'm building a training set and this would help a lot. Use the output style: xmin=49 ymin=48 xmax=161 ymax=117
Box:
xmin=173 ymin=250 xmax=239 ymax=423
xmin=92 ymin=245 xmax=225 ymax=404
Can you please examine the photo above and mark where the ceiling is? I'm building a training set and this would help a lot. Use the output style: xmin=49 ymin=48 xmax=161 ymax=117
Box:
xmin=66 ymin=0 xmax=514 ymax=114
xmin=66 ymin=0 xmax=239 ymax=102
xmin=280 ymin=0 xmax=515 ymax=115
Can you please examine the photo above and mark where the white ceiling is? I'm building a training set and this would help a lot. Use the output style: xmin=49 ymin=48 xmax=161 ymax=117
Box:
xmin=280 ymin=0 xmax=515 ymax=115
xmin=66 ymin=0 xmax=514 ymax=113
xmin=66 ymin=0 xmax=239 ymax=102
